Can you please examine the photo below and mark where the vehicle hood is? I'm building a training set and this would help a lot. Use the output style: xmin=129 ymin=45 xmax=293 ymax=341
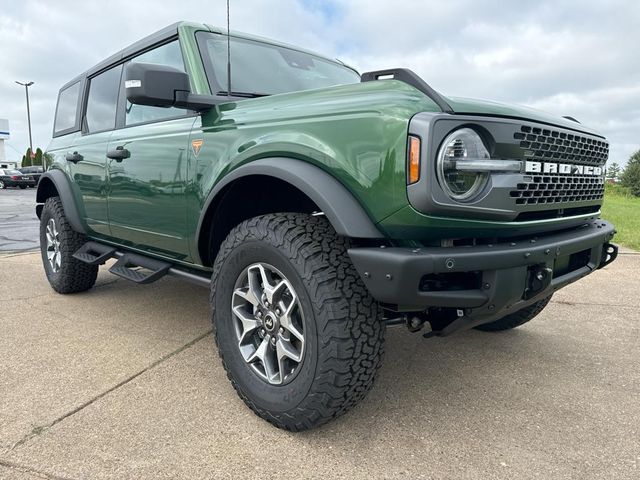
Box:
xmin=445 ymin=96 xmax=601 ymax=136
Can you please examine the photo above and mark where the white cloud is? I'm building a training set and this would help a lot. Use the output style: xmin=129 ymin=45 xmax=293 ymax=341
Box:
xmin=0 ymin=0 xmax=638 ymax=164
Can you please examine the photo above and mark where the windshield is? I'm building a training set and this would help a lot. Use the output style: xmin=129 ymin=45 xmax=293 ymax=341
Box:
xmin=4 ymin=170 xmax=21 ymax=175
xmin=197 ymin=32 xmax=360 ymax=97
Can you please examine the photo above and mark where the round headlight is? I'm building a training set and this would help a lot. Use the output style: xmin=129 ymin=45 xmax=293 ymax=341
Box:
xmin=436 ymin=128 xmax=490 ymax=201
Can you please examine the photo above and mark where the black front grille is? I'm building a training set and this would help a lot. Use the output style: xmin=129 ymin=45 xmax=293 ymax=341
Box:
xmin=510 ymin=174 xmax=605 ymax=205
xmin=514 ymin=125 xmax=608 ymax=166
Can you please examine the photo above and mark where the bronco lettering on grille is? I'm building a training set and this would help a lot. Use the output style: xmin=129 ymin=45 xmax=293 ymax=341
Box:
xmin=525 ymin=161 xmax=603 ymax=176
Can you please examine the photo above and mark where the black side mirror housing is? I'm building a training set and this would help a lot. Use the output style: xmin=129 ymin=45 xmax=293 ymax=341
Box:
xmin=124 ymin=63 xmax=216 ymax=112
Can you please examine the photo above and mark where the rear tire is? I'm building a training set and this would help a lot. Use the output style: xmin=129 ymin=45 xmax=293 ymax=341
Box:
xmin=211 ymin=213 xmax=385 ymax=431
xmin=40 ymin=196 xmax=98 ymax=294
xmin=19 ymin=185 xmax=27 ymax=189
xmin=474 ymin=295 xmax=552 ymax=332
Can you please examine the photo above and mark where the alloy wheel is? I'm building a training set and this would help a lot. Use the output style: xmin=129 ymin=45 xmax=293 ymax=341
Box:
xmin=45 ymin=218 xmax=62 ymax=273
xmin=231 ymin=262 xmax=305 ymax=385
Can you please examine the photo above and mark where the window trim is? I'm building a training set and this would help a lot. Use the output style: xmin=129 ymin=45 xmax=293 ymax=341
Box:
xmin=52 ymin=80 xmax=84 ymax=138
xmin=81 ymin=63 xmax=124 ymax=136
xmin=77 ymin=35 xmax=195 ymax=136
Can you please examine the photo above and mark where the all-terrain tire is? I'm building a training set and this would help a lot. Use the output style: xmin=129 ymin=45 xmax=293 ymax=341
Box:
xmin=474 ymin=295 xmax=552 ymax=332
xmin=40 ymin=196 xmax=98 ymax=294
xmin=210 ymin=213 xmax=385 ymax=431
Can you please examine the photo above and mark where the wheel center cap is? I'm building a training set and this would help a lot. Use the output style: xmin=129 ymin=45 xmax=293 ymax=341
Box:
xmin=263 ymin=312 xmax=277 ymax=333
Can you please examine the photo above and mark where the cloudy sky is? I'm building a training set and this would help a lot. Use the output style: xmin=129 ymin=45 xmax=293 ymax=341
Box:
xmin=1 ymin=0 xmax=638 ymax=165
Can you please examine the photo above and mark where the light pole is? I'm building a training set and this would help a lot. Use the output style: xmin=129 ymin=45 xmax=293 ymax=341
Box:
xmin=15 ymin=81 xmax=34 ymax=156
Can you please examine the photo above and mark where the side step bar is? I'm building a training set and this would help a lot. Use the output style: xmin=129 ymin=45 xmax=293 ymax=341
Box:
xmin=109 ymin=253 xmax=170 ymax=284
xmin=72 ymin=242 xmax=211 ymax=287
xmin=72 ymin=241 xmax=116 ymax=265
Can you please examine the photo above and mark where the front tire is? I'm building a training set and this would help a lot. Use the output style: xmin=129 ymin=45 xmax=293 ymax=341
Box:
xmin=40 ymin=197 xmax=98 ymax=294
xmin=211 ymin=213 xmax=385 ymax=431
xmin=474 ymin=295 xmax=552 ymax=332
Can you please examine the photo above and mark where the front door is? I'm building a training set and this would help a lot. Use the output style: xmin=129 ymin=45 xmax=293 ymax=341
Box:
xmin=106 ymin=117 xmax=195 ymax=260
xmin=106 ymin=39 xmax=194 ymax=261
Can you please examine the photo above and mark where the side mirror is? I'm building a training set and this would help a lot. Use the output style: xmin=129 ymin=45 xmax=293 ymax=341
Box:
xmin=124 ymin=63 xmax=216 ymax=112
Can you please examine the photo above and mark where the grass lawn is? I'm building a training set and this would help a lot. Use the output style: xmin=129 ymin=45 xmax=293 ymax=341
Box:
xmin=601 ymin=185 xmax=640 ymax=251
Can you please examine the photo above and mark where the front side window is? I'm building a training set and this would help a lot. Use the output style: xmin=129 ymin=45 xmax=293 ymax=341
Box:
xmin=125 ymin=40 xmax=186 ymax=125
xmin=85 ymin=65 xmax=123 ymax=133
xmin=197 ymin=32 xmax=360 ymax=96
xmin=54 ymin=81 xmax=81 ymax=134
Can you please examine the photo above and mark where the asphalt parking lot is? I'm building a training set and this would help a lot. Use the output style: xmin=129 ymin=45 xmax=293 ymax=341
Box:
xmin=0 ymin=188 xmax=39 ymax=252
xmin=0 ymin=245 xmax=638 ymax=479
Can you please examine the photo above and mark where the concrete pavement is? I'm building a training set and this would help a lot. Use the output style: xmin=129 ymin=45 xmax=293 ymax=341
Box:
xmin=0 ymin=250 xmax=638 ymax=479
xmin=0 ymin=189 xmax=39 ymax=252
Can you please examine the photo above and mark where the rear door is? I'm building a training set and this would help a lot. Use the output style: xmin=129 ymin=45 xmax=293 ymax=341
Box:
xmin=69 ymin=65 xmax=123 ymax=236
xmin=106 ymin=39 xmax=194 ymax=260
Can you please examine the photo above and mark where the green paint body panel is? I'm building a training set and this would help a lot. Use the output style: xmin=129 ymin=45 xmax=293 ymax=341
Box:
xmin=445 ymin=96 xmax=600 ymax=135
xmin=45 ymin=21 xmax=607 ymax=269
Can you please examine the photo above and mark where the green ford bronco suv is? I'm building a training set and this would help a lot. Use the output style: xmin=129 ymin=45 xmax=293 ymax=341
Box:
xmin=38 ymin=21 xmax=617 ymax=430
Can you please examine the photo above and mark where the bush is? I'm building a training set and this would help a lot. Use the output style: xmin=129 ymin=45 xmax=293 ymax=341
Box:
xmin=605 ymin=182 xmax=632 ymax=197
xmin=621 ymin=150 xmax=640 ymax=197
xmin=34 ymin=147 xmax=43 ymax=166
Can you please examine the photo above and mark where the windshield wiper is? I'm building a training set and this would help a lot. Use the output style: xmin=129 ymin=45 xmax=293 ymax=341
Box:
xmin=216 ymin=91 xmax=270 ymax=98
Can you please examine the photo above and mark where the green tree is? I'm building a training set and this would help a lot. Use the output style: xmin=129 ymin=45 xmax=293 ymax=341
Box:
xmin=22 ymin=148 xmax=32 ymax=167
xmin=606 ymin=162 xmax=621 ymax=181
xmin=33 ymin=147 xmax=43 ymax=166
xmin=621 ymin=149 xmax=640 ymax=196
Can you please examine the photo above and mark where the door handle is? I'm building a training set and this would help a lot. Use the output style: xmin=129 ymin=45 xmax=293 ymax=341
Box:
xmin=65 ymin=151 xmax=83 ymax=163
xmin=106 ymin=146 xmax=131 ymax=161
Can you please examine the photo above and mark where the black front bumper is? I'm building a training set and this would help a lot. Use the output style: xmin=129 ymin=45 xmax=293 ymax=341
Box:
xmin=348 ymin=220 xmax=617 ymax=334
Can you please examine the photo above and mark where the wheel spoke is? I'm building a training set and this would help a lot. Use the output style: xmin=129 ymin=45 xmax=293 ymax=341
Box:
xmin=233 ymin=286 xmax=260 ymax=307
xmin=247 ymin=336 xmax=278 ymax=382
xmin=277 ymin=337 xmax=301 ymax=363
xmin=279 ymin=295 xmax=304 ymax=342
xmin=263 ymin=280 xmax=287 ymax=305
xmin=46 ymin=227 xmax=54 ymax=245
xmin=247 ymin=336 xmax=268 ymax=364
xmin=247 ymin=265 xmax=267 ymax=305
xmin=232 ymin=305 xmax=260 ymax=344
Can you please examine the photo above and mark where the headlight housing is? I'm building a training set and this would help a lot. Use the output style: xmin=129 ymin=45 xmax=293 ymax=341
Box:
xmin=436 ymin=128 xmax=490 ymax=201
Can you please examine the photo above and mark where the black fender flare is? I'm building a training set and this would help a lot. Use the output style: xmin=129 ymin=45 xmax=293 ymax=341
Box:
xmin=196 ymin=157 xmax=384 ymax=242
xmin=36 ymin=169 xmax=86 ymax=234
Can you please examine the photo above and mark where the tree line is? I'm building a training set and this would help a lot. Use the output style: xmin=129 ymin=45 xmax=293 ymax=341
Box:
xmin=607 ymin=149 xmax=640 ymax=197
xmin=21 ymin=147 xmax=53 ymax=167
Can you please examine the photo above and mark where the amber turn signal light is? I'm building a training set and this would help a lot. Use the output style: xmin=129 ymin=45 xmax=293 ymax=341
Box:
xmin=407 ymin=135 xmax=421 ymax=184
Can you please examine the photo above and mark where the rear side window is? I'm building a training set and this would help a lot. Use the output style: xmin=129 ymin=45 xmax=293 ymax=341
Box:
xmin=85 ymin=65 xmax=123 ymax=133
xmin=53 ymin=81 xmax=81 ymax=135
xmin=125 ymin=40 xmax=186 ymax=126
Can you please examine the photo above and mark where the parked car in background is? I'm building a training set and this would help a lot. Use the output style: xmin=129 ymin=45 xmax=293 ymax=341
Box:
xmin=19 ymin=166 xmax=44 ymax=186
xmin=0 ymin=168 xmax=36 ymax=189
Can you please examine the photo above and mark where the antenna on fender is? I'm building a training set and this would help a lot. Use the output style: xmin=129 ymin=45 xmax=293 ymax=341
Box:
xmin=226 ymin=0 xmax=231 ymax=97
